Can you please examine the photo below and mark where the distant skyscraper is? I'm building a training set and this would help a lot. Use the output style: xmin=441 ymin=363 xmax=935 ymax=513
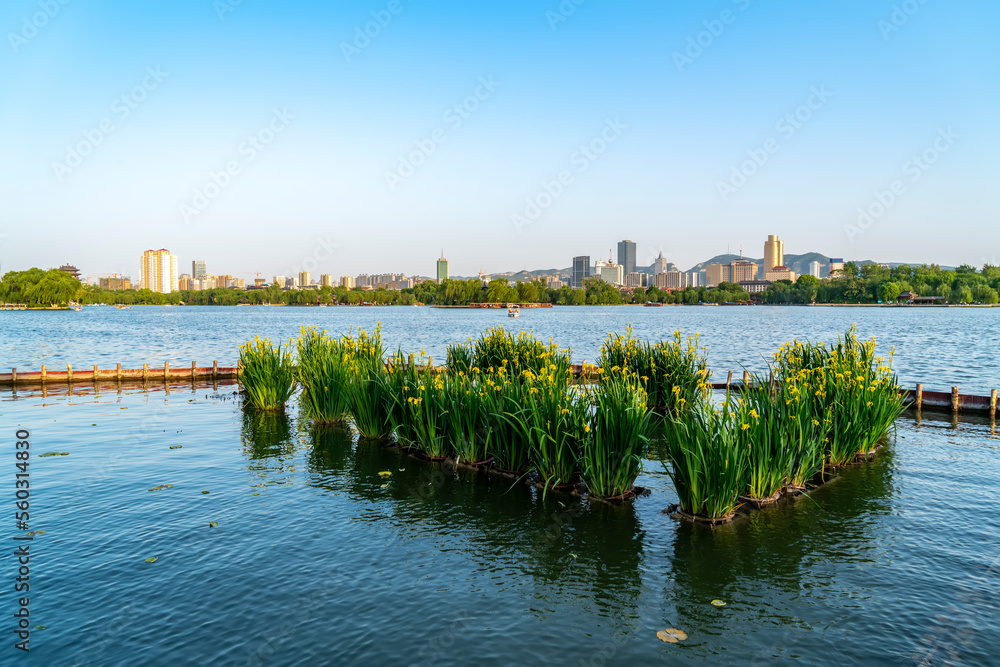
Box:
xmin=829 ymin=258 xmax=845 ymax=277
xmin=652 ymin=251 xmax=669 ymax=275
xmin=320 ymin=274 xmax=333 ymax=287
xmin=617 ymin=240 xmax=636 ymax=276
xmin=809 ymin=261 xmax=822 ymax=278
xmin=192 ymin=260 xmax=207 ymax=279
xmin=436 ymin=251 xmax=449 ymax=284
xmin=340 ymin=276 xmax=355 ymax=289
xmin=572 ymin=256 xmax=591 ymax=288
xmin=298 ymin=271 xmax=311 ymax=287
xmin=763 ymin=235 xmax=784 ymax=272
xmin=141 ymin=249 xmax=177 ymax=293
xmin=273 ymin=275 xmax=287 ymax=288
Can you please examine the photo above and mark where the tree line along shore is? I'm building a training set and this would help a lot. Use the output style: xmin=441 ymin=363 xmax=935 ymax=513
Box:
xmin=2 ymin=262 xmax=998 ymax=308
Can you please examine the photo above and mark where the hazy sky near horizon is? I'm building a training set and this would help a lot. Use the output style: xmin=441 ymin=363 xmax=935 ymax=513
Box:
xmin=1 ymin=0 xmax=998 ymax=280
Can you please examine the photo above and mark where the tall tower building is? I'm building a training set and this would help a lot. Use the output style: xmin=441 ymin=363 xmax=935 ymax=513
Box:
xmin=617 ymin=240 xmax=636 ymax=276
xmin=436 ymin=251 xmax=449 ymax=284
xmin=652 ymin=251 xmax=669 ymax=275
xmin=141 ymin=249 xmax=178 ymax=293
xmin=763 ymin=235 xmax=784 ymax=272
xmin=298 ymin=271 xmax=311 ymax=287
xmin=192 ymin=260 xmax=207 ymax=279
xmin=572 ymin=256 xmax=591 ymax=288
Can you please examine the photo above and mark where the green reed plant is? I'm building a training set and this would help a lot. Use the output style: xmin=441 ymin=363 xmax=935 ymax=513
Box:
xmin=661 ymin=401 xmax=747 ymax=520
xmin=441 ymin=371 xmax=491 ymax=463
xmin=772 ymin=326 xmax=905 ymax=465
xmin=503 ymin=366 xmax=587 ymax=490
xmin=598 ymin=328 xmax=711 ymax=413
xmin=295 ymin=326 xmax=352 ymax=425
xmin=579 ymin=373 xmax=652 ymax=499
xmin=452 ymin=327 xmax=572 ymax=379
xmin=388 ymin=356 xmax=452 ymax=458
xmin=479 ymin=368 xmax=532 ymax=473
xmin=238 ymin=336 xmax=297 ymax=411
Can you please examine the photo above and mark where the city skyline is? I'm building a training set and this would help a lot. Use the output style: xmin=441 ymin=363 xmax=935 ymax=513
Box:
xmin=1 ymin=1 xmax=997 ymax=278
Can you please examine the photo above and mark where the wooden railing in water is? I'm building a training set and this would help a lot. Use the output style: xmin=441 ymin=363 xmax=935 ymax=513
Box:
xmin=2 ymin=362 xmax=995 ymax=418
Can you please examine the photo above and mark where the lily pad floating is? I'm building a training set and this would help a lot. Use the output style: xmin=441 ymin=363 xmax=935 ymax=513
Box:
xmin=209 ymin=521 xmax=219 ymax=528
xmin=147 ymin=484 xmax=174 ymax=491
xmin=201 ymin=490 xmax=210 ymax=494
xmin=657 ymin=628 xmax=688 ymax=644
xmin=144 ymin=557 xmax=158 ymax=564
xmin=252 ymin=492 xmax=260 ymax=496
xmin=378 ymin=471 xmax=392 ymax=478
xmin=38 ymin=452 xmax=69 ymax=457
xmin=25 ymin=530 xmax=45 ymax=537
xmin=169 ymin=445 xmax=182 ymax=450
xmin=711 ymin=600 xmax=726 ymax=608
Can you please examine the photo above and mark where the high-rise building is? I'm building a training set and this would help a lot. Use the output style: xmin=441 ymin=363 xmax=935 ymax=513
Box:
xmin=763 ymin=235 xmax=784 ymax=272
xmin=140 ymin=249 xmax=177 ymax=293
xmin=320 ymin=274 xmax=333 ymax=287
xmin=298 ymin=271 xmax=311 ymax=287
xmin=652 ymin=251 xmax=669 ymax=275
xmin=192 ymin=260 xmax=207 ymax=279
xmin=597 ymin=262 xmax=624 ymax=286
xmin=617 ymin=240 xmax=636 ymax=276
xmin=340 ymin=276 xmax=355 ymax=289
xmin=687 ymin=273 xmax=701 ymax=288
xmin=546 ymin=276 xmax=563 ymax=289
xmin=809 ymin=261 xmax=822 ymax=278
xmin=829 ymin=258 xmax=845 ymax=277
xmin=705 ymin=264 xmax=731 ymax=287
xmin=624 ymin=272 xmax=647 ymax=288
xmin=437 ymin=251 xmax=449 ymax=284
xmin=572 ymin=256 xmax=591 ymax=289
xmin=731 ymin=258 xmax=758 ymax=283
xmin=272 ymin=275 xmax=287 ymax=288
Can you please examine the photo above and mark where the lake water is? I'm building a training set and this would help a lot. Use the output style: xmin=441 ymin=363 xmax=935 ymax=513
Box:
xmin=2 ymin=384 xmax=998 ymax=665
xmin=1 ymin=305 xmax=998 ymax=394
xmin=2 ymin=306 xmax=998 ymax=665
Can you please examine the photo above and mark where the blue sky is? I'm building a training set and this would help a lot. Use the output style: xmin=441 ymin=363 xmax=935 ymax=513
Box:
xmin=1 ymin=0 xmax=997 ymax=280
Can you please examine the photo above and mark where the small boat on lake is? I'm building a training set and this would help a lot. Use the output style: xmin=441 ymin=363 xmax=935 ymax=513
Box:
xmin=507 ymin=304 xmax=520 ymax=318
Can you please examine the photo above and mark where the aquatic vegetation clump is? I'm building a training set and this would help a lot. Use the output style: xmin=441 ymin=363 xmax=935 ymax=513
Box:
xmin=295 ymin=326 xmax=353 ymax=424
xmin=238 ymin=336 xmax=296 ymax=411
xmin=598 ymin=328 xmax=710 ymax=413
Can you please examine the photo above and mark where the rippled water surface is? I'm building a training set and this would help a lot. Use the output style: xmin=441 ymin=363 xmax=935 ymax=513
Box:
xmin=2 ymin=381 xmax=998 ymax=665
xmin=1 ymin=305 xmax=998 ymax=393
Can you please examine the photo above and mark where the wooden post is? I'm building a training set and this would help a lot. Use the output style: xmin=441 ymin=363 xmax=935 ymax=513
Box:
xmin=67 ymin=364 xmax=73 ymax=382
xmin=191 ymin=360 xmax=197 ymax=379
xmin=213 ymin=360 xmax=218 ymax=379
xmin=11 ymin=368 xmax=15 ymax=384
xmin=990 ymin=389 xmax=997 ymax=419
xmin=915 ymin=384 xmax=923 ymax=410
xmin=743 ymin=370 xmax=750 ymax=387
xmin=116 ymin=363 xmax=122 ymax=381
xmin=142 ymin=363 xmax=148 ymax=380
xmin=93 ymin=365 xmax=98 ymax=383
xmin=951 ymin=386 xmax=960 ymax=414
xmin=164 ymin=361 xmax=169 ymax=380
xmin=41 ymin=365 xmax=46 ymax=383
xmin=726 ymin=370 xmax=733 ymax=390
